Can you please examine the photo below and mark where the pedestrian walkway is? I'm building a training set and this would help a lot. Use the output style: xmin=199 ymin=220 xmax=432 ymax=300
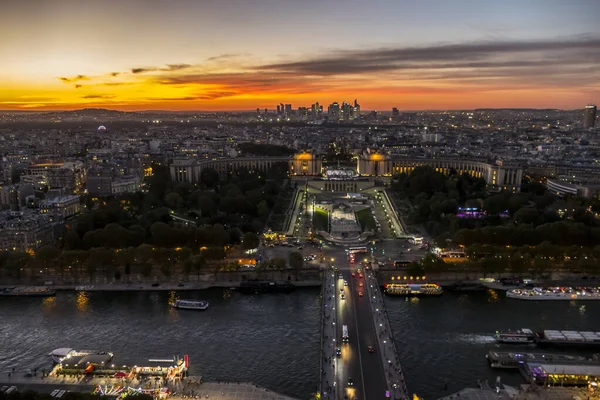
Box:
xmin=320 ymin=271 xmax=338 ymax=400
xmin=364 ymin=271 xmax=409 ymax=400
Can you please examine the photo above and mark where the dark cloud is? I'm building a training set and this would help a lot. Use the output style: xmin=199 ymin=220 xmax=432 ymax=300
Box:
xmin=59 ymin=75 xmax=89 ymax=83
xmin=102 ymin=82 xmax=129 ymax=86
xmin=131 ymin=67 xmax=156 ymax=74
xmin=110 ymin=72 xmax=120 ymax=77
xmin=254 ymin=37 xmax=600 ymax=81
xmin=74 ymin=84 xmax=83 ymax=89
xmin=81 ymin=94 xmax=115 ymax=99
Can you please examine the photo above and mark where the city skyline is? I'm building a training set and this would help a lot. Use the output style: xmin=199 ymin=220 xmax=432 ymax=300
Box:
xmin=2 ymin=0 xmax=600 ymax=111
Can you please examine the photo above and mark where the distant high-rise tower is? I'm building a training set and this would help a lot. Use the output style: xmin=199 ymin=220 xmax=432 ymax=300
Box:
xmin=584 ymin=105 xmax=597 ymax=128
xmin=276 ymin=105 xmax=281 ymax=115
xmin=256 ymin=108 xmax=260 ymax=115
xmin=285 ymin=104 xmax=292 ymax=116
xmin=392 ymin=107 xmax=399 ymax=116
xmin=328 ymin=102 xmax=340 ymax=120
xmin=353 ymin=99 xmax=360 ymax=118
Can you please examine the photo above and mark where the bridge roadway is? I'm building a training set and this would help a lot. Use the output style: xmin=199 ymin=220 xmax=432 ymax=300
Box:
xmin=322 ymin=252 xmax=409 ymax=400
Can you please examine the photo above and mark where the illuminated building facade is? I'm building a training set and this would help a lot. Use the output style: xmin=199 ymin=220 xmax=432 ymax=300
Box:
xmin=288 ymin=151 xmax=323 ymax=176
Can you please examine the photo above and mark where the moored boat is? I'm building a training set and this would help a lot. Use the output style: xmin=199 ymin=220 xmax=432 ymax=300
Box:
xmin=0 ymin=286 xmax=56 ymax=297
xmin=507 ymin=287 xmax=600 ymax=301
xmin=48 ymin=348 xmax=114 ymax=364
xmin=384 ymin=283 xmax=443 ymax=296
xmin=486 ymin=350 xmax=587 ymax=369
xmin=170 ymin=299 xmax=209 ymax=310
xmin=494 ymin=329 xmax=536 ymax=344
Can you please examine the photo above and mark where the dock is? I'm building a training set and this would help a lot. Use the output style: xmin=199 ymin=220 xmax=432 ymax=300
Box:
xmin=0 ymin=375 xmax=299 ymax=400
xmin=438 ymin=384 xmax=597 ymax=400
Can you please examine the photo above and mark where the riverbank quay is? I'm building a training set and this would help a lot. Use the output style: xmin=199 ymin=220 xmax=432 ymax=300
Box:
xmin=0 ymin=375 xmax=299 ymax=400
xmin=0 ymin=280 xmax=321 ymax=292
xmin=319 ymin=271 xmax=337 ymax=400
xmin=365 ymin=270 xmax=408 ymax=400
xmin=437 ymin=384 xmax=599 ymax=400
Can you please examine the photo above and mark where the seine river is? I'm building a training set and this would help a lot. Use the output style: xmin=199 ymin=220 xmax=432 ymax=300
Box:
xmin=386 ymin=289 xmax=600 ymax=399
xmin=2 ymin=288 xmax=600 ymax=400
xmin=0 ymin=289 xmax=321 ymax=399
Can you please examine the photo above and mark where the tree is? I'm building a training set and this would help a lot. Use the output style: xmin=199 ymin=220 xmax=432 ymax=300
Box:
xmin=164 ymin=192 xmax=183 ymax=210
xmin=61 ymin=250 xmax=90 ymax=283
xmin=36 ymin=246 xmax=60 ymax=276
xmin=289 ymin=251 xmax=304 ymax=279
xmin=200 ymin=168 xmax=220 ymax=188
xmin=242 ymin=232 xmax=260 ymax=251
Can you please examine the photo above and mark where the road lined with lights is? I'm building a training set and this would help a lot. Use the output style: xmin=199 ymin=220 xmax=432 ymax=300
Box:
xmin=333 ymin=259 xmax=390 ymax=400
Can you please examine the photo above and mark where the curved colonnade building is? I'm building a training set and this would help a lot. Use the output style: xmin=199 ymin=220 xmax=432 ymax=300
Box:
xmin=170 ymin=150 xmax=523 ymax=192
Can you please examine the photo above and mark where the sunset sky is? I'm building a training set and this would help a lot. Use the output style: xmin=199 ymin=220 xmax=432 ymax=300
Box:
xmin=2 ymin=0 xmax=599 ymax=111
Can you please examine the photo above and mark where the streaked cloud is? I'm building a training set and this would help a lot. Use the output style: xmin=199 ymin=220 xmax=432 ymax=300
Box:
xmin=81 ymin=94 xmax=115 ymax=99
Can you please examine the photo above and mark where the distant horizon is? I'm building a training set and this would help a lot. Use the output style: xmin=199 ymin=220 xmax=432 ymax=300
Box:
xmin=0 ymin=105 xmax=593 ymax=114
xmin=1 ymin=0 xmax=599 ymax=111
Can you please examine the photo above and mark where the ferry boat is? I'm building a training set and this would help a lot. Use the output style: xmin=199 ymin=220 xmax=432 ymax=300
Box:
xmin=170 ymin=299 xmax=209 ymax=310
xmin=506 ymin=287 xmax=600 ymax=301
xmin=535 ymin=330 xmax=600 ymax=348
xmin=384 ymin=283 xmax=443 ymax=296
xmin=0 ymin=286 xmax=56 ymax=297
xmin=486 ymin=350 xmax=586 ymax=369
xmin=48 ymin=348 xmax=114 ymax=364
xmin=494 ymin=329 xmax=536 ymax=344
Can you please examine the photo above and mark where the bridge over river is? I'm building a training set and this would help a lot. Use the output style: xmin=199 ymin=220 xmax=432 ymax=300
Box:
xmin=319 ymin=257 xmax=409 ymax=400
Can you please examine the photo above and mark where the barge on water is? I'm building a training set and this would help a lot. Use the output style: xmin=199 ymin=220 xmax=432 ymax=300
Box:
xmin=486 ymin=350 xmax=586 ymax=369
xmin=535 ymin=330 xmax=600 ymax=348
xmin=0 ymin=286 xmax=56 ymax=297
xmin=384 ymin=283 xmax=443 ymax=296
xmin=237 ymin=281 xmax=295 ymax=294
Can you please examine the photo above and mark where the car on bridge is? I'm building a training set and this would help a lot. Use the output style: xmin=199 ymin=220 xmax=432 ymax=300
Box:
xmin=351 ymin=272 xmax=355 ymax=277
xmin=341 ymin=294 xmax=345 ymax=300
xmin=359 ymin=282 xmax=363 ymax=287
xmin=358 ymin=292 xmax=363 ymax=297
xmin=344 ymin=280 xmax=348 ymax=286
xmin=368 ymin=346 xmax=375 ymax=353
xmin=336 ymin=347 xmax=342 ymax=357
xmin=347 ymin=378 xmax=354 ymax=386
xmin=359 ymin=273 xmax=363 ymax=278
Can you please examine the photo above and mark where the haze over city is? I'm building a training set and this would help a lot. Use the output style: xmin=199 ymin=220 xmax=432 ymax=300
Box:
xmin=2 ymin=0 xmax=600 ymax=111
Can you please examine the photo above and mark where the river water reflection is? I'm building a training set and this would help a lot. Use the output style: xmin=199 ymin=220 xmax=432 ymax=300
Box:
xmin=386 ymin=289 xmax=600 ymax=399
xmin=0 ymin=289 xmax=321 ymax=400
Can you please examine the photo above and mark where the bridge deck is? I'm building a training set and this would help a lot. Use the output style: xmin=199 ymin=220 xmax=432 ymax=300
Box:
xmin=365 ymin=270 xmax=409 ymax=399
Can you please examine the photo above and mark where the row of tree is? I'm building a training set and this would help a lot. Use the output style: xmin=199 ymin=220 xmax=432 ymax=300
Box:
xmin=0 ymin=242 xmax=304 ymax=283
xmin=454 ymin=221 xmax=600 ymax=247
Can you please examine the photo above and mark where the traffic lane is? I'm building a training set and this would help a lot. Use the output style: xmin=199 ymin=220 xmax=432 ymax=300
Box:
xmin=340 ymin=270 xmax=364 ymax=400
xmin=352 ymin=275 xmax=388 ymax=400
